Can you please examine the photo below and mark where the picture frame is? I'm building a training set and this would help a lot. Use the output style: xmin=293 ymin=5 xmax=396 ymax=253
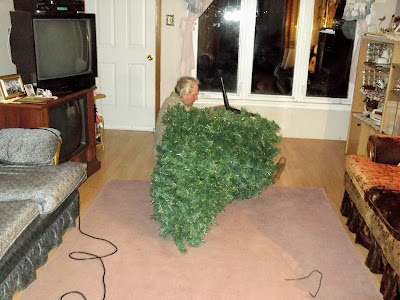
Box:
xmin=36 ymin=88 xmax=44 ymax=97
xmin=24 ymin=84 xmax=35 ymax=97
xmin=0 ymin=74 xmax=25 ymax=99
xmin=395 ymin=24 xmax=400 ymax=34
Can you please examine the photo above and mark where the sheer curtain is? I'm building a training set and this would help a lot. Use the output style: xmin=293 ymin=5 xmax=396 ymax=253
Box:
xmin=180 ymin=0 xmax=213 ymax=76
xmin=343 ymin=0 xmax=375 ymax=20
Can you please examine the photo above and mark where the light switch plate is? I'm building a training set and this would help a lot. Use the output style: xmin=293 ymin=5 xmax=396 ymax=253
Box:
xmin=166 ymin=15 xmax=174 ymax=26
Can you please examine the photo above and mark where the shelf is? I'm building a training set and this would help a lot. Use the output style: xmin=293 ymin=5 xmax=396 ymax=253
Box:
xmin=363 ymin=33 xmax=396 ymax=43
xmin=353 ymin=112 xmax=381 ymax=131
xmin=363 ymin=62 xmax=391 ymax=73
xmin=94 ymin=93 xmax=106 ymax=100
xmin=346 ymin=35 xmax=399 ymax=155
xmin=361 ymin=87 xmax=385 ymax=102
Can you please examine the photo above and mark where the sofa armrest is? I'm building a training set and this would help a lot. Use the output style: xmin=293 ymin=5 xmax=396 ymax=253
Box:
xmin=367 ymin=134 xmax=400 ymax=165
xmin=0 ymin=128 xmax=61 ymax=166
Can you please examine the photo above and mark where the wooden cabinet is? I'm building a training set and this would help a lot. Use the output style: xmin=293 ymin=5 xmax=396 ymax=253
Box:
xmin=0 ymin=87 xmax=100 ymax=176
xmin=346 ymin=34 xmax=400 ymax=155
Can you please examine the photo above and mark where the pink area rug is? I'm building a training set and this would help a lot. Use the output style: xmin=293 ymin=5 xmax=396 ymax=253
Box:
xmin=21 ymin=180 xmax=381 ymax=299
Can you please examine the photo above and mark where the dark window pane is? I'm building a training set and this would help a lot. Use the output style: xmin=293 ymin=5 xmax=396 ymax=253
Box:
xmin=251 ymin=0 xmax=299 ymax=95
xmin=306 ymin=0 xmax=355 ymax=98
xmin=197 ymin=0 xmax=241 ymax=93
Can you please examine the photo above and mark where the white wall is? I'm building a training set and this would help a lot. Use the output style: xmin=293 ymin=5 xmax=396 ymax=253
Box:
xmin=160 ymin=1 xmax=187 ymax=103
xmin=368 ymin=0 xmax=397 ymax=31
xmin=160 ymin=1 xmax=398 ymax=140
xmin=195 ymin=100 xmax=351 ymax=140
xmin=0 ymin=1 xmax=16 ymax=77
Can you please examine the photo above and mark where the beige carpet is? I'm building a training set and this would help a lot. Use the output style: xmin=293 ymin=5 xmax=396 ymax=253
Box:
xmin=21 ymin=180 xmax=381 ymax=299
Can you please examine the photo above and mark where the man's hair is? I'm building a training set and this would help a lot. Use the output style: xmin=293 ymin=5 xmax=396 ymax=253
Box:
xmin=175 ymin=76 xmax=198 ymax=96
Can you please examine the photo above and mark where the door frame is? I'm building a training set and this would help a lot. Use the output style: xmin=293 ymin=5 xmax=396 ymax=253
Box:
xmin=155 ymin=0 xmax=161 ymax=120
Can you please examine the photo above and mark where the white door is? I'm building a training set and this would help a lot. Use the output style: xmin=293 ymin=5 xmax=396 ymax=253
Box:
xmin=85 ymin=0 xmax=155 ymax=131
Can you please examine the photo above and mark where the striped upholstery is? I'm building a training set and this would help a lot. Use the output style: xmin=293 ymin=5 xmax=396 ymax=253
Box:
xmin=0 ymin=128 xmax=61 ymax=166
xmin=0 ymin=162 xmax=87 ymax=215
xmin=0 ymin=200 xmax=39 ymax=259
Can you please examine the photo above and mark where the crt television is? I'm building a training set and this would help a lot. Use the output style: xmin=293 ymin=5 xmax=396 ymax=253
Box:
xmin=48 ymin=94 xmax=89 ymax=162
xmin=9 ymin=12 xmax=97 ymax=95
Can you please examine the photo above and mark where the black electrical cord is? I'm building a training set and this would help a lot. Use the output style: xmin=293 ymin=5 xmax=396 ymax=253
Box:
xmin=285 ymin=269 xmax=323 ymax=298
xmin=60 ymin=200 xmax=118 ymax=300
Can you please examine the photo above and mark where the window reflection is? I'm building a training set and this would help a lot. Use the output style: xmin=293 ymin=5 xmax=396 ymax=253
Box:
xmin=306 ymin=0 xmax=355 ymax=98
xmin=252 ymin=0 xmax=299 ymax=95
xmin=197 ymin=0 xmax=241 ymax=93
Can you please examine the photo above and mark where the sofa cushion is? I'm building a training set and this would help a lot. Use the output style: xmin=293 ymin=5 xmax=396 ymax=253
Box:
xmin=0 ymin=162 xmax=87 ymax=215
xmin=0 ymin=200 xmax=39 ymax=259
xmin=0 ymin=128 xmax=61 ymax=165
xmin=346 ymin=155 xmax=400 ymax=197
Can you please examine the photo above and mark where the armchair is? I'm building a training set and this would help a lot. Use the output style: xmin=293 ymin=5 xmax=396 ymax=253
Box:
xmin=341 ymin=134 xmax=400 ymax=300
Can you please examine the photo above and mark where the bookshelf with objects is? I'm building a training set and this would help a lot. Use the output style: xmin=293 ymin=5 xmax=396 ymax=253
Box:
xmin=346 ymin=34 xmax=400 ymax=155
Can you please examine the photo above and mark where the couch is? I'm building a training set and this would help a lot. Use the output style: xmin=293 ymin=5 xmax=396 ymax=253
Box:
xmin=341 ymin=134 xmax=400 ymax=300
xmin=0 ymin=128 xmax=87 ymax=300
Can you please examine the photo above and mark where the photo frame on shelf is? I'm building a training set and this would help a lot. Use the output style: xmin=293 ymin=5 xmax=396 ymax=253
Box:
xmin=0 ymin=74 xmax=25 ymax=99
xmin=36 ymin=88 xmax=44 ymax=96
xmin=24 ymin=84 xmax=35 ymax=97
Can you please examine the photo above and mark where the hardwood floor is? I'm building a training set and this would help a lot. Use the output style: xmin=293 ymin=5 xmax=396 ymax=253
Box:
xmin=80 ymin=130 xmax=346 ymax=211
xmin=78 ymin=129 xmax=381 ymax=290
xmin=78 ymin=130 xmax=156 ymax=213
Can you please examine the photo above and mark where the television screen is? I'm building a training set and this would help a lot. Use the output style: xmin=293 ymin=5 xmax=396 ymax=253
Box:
xmin=33 ymin=19 xmax=93 ymax=80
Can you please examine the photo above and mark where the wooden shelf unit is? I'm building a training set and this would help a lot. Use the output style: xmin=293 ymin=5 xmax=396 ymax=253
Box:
xmin=346 ymin=34 xmax=400 ymax=155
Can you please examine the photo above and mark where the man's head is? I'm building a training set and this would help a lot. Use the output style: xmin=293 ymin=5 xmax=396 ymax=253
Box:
xmin=175 ymin=76 xmax=199 ymax=107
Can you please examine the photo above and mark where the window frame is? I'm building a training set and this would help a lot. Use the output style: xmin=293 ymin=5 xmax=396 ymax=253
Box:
xmin=193 ymin=0 xmax=354 ymax=106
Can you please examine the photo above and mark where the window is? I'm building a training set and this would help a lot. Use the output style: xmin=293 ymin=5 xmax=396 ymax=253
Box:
xmin=196 ymin=0 xmax=355 ymax=102
xmin=306 ymin=1 xmax=355 ymax=98
xmin=197 ymin=0 xmax=241 ymax=93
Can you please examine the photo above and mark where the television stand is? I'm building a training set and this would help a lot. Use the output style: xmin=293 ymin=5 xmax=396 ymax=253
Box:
xmin=0 ymin=87 xmax=100 ymax=176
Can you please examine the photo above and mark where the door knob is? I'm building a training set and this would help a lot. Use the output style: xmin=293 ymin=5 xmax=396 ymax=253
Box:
xmin=147 ymin=55 xmax=154 ymax=61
